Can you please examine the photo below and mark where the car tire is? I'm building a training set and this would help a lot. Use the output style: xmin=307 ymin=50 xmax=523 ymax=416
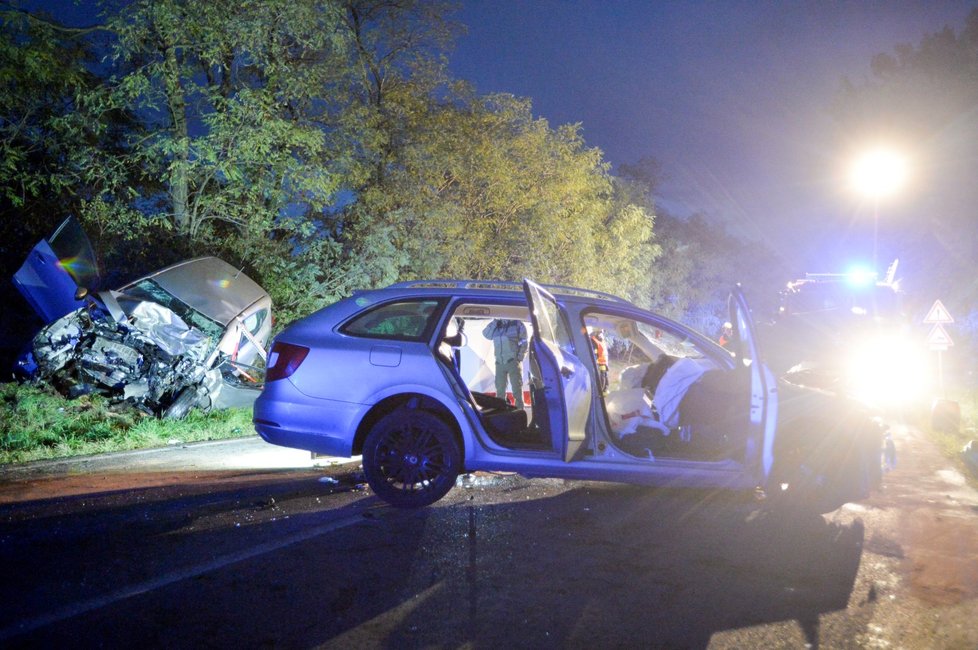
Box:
xmin=766 ymin=421 xmax=847 ymax=515
xmin=362 ymin=408 xmax=462 ymax=508
xmin=163 ymin=386 xmax=200 ymax=419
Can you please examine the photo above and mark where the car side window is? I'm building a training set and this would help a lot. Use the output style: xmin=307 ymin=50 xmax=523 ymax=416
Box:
xmin=342 ymin=300 xmax=441 ymax=341
xmin=534 ymin=295 xmax=576 ymax=355
xmin=243 ymin=309 xmax=268 ymax=335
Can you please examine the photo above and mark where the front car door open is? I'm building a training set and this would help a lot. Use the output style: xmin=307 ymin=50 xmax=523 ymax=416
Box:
xmin=729 ymin=286 xmax=778 ymax=481
xmin=14 ymin=216 xmax=101 ymax=323
xmin=522 ymin=279 xmax=592 ymax=461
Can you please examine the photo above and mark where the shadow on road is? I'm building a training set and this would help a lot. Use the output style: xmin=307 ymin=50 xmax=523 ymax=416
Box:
xmin=1 ymin=478 xmax=866 ymax=648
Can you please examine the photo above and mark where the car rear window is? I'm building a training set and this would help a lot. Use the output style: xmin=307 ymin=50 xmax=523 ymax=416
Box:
xmin=342 ymin=299 xmax=442 ymax=341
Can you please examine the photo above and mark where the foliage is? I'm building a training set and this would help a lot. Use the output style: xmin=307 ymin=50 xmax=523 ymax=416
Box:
xmin=358 ymin=90 xmax=659 ymax=299
xmin=0 ymin=9 xmax=110 ymax=252
xmin=0 ymin=382 xmax=253 ymax=465
xmin=85 ymin=0 xmax=350 ymax=275
xmin=3 ymin=0 xmax=697 ymax=333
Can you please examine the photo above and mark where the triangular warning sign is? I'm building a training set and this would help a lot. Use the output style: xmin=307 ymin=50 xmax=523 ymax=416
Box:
xmin=924 ymin=300 xmax=953 ymax=324
xmin=926 ymin=324 xmax=954 ymax=348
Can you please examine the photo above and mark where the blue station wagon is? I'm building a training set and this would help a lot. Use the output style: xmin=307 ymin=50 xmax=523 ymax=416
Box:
xmin=254 ymin=279 xmax=884 ymax=509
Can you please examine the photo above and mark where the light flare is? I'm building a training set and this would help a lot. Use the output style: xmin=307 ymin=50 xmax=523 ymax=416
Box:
xmin=58 ymin=256 xmax=96 ymax=281
xmin=849 ymin=147 xmax=909 ymax=200
xmin=845 ymin=332 xmax=932 ymax=408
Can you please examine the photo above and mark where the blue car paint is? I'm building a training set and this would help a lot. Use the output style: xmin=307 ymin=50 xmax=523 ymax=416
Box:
xmin=13 ymin=239 xmax=87 ymax=324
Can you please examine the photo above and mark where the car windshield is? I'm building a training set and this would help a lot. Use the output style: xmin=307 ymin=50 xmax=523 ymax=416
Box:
xmin=634 ymin=321 xmax=703 ymax=359
xmin=121 ymin=279 xmax=225 ymax=340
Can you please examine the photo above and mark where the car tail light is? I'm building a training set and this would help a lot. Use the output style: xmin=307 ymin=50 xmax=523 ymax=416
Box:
xmin=266 ymin=342 xmax=309 ymax=382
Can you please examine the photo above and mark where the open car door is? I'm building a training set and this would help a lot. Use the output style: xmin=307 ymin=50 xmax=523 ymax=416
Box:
xmin=523 ymin=279 xmax=592 ymax=461
xmin=13 ymin=217 xmax=100 ymax=323
xmin=728 ymin=286 xmax=778 ymax=481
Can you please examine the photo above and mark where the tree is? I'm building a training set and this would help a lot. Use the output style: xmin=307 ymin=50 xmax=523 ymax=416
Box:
xmin=75 ymin=0 xmax=409 ymax=322
xmin=357 ymin=90 xmax=658 ymax=302
xmin=93 ymin=1 xmax=347 ymax=237
xmin=0 ymin=7 xmax=113 ymax=247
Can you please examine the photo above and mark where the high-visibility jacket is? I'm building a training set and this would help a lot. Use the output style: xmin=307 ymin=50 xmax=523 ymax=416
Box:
xmin=591 ymin=336 xmax=607 ymax=366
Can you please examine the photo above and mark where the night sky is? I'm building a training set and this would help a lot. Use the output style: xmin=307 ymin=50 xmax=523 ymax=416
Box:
xmin=449 ymin=0 xmax=978 ymax=274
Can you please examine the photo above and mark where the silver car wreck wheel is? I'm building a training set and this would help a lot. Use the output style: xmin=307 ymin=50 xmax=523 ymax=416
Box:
xmin=163 ymin=386 xmax=203 ymax=419
xmin=362 ymin=409 xmax=462 ymax=508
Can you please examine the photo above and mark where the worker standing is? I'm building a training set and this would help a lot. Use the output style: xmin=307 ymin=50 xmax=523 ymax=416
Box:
xmin=482 ymin=319 xmax=528 ymax=408
xmin=718 ymin=322 xmax=734 ymax=349
xmin=591 ymin=329 xmax=609 ymax=395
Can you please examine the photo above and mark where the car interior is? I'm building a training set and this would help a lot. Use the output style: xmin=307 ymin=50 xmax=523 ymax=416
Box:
xmin=437 ymin=301 xmax=751 ymax=462
xmin=583 ymin=312 xmax=749 ymax=461
xmin=437 ymin=303 xmax=552 ymax=450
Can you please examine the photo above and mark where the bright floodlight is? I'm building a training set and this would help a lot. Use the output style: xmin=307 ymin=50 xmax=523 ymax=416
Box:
xmin=850 ymin=147 xmax=909 ymax=199
xmin=845 ymin=266 xmax=876 ymax=287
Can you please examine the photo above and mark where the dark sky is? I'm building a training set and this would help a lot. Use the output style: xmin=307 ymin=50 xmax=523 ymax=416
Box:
xmin=448 ymin=0 xmax=978 ymax=273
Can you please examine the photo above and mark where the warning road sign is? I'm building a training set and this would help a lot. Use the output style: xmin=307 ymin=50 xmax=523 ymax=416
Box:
xmin=924 ymin=300 xmax=954 ymax=324
xmin=926 ymin=324 xmax=954 ymax=350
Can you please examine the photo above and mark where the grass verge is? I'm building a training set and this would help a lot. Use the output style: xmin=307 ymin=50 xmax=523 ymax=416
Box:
xmin=922 ymin=388 xmax=978 ymax=488
xmin=0 ymin=382 xmax=254 ymax=465
xmin=926 ymin=390 xmax=976 ymax=453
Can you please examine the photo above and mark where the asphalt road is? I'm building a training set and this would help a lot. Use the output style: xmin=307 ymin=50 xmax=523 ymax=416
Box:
xmin=1 ymin=428 xmax=976 ymax=649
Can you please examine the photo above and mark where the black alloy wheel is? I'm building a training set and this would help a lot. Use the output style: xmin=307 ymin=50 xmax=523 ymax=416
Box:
xmin=362 ymin=408 xmax=462 ymax=508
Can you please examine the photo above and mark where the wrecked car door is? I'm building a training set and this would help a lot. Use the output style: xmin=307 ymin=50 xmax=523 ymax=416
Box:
xmin=13 ymin=217 xmax=101 ymax=323
xmin=522 ymin=279 xmax=592 ymax=461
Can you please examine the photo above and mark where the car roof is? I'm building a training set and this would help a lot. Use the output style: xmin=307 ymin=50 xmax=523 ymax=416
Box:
xmin=380 ymin=280 xmax=633 ymax=307
xmin=120 ymin=257 xmax=268 ymax=326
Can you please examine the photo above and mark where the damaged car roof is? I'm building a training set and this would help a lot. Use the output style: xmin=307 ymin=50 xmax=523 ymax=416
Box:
xmin=118 ymin=257 xmax=269 ymax=328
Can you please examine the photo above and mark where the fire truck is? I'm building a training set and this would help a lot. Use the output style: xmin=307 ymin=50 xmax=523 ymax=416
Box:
xmin=760 ymin=260 xmax=929 ymax=409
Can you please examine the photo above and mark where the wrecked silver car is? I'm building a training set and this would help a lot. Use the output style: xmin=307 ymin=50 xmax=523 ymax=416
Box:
xmin=14 ymin=218 xmax=272 ymax=417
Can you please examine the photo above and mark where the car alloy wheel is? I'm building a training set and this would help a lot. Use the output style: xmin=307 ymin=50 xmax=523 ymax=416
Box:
xmin=362 ymin=408 xmax=461 ymax=508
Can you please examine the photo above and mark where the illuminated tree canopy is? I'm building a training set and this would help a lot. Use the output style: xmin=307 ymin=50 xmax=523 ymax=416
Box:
xmin=0 ymin=0 xmax=779 ymax=329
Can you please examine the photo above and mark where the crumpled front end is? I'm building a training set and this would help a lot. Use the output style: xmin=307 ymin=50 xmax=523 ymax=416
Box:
xmin=21 ymin=300 xmax=224 ymax=417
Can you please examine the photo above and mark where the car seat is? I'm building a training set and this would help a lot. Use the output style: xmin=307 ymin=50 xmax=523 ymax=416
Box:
xmin=436 ymin=339 xmax=529 ymax=441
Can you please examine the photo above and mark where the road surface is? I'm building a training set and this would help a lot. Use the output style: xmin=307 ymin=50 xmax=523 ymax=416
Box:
xmin=0 ymin=426 xmax=976 ymax=648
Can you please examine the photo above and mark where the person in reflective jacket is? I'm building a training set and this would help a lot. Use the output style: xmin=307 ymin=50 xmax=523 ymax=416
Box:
xmin=482 ymin=319 xmax=528 ymax=408
xmin=590 ymin=329 xmax=609 ymax=395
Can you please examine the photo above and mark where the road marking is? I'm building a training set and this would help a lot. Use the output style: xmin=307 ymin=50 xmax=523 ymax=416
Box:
xmin=0 ymin=512 xmax=373 ymax=642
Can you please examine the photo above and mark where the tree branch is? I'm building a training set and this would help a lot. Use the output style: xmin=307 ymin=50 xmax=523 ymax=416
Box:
xmin=0 ymin=5 xmax=113 ymax=36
